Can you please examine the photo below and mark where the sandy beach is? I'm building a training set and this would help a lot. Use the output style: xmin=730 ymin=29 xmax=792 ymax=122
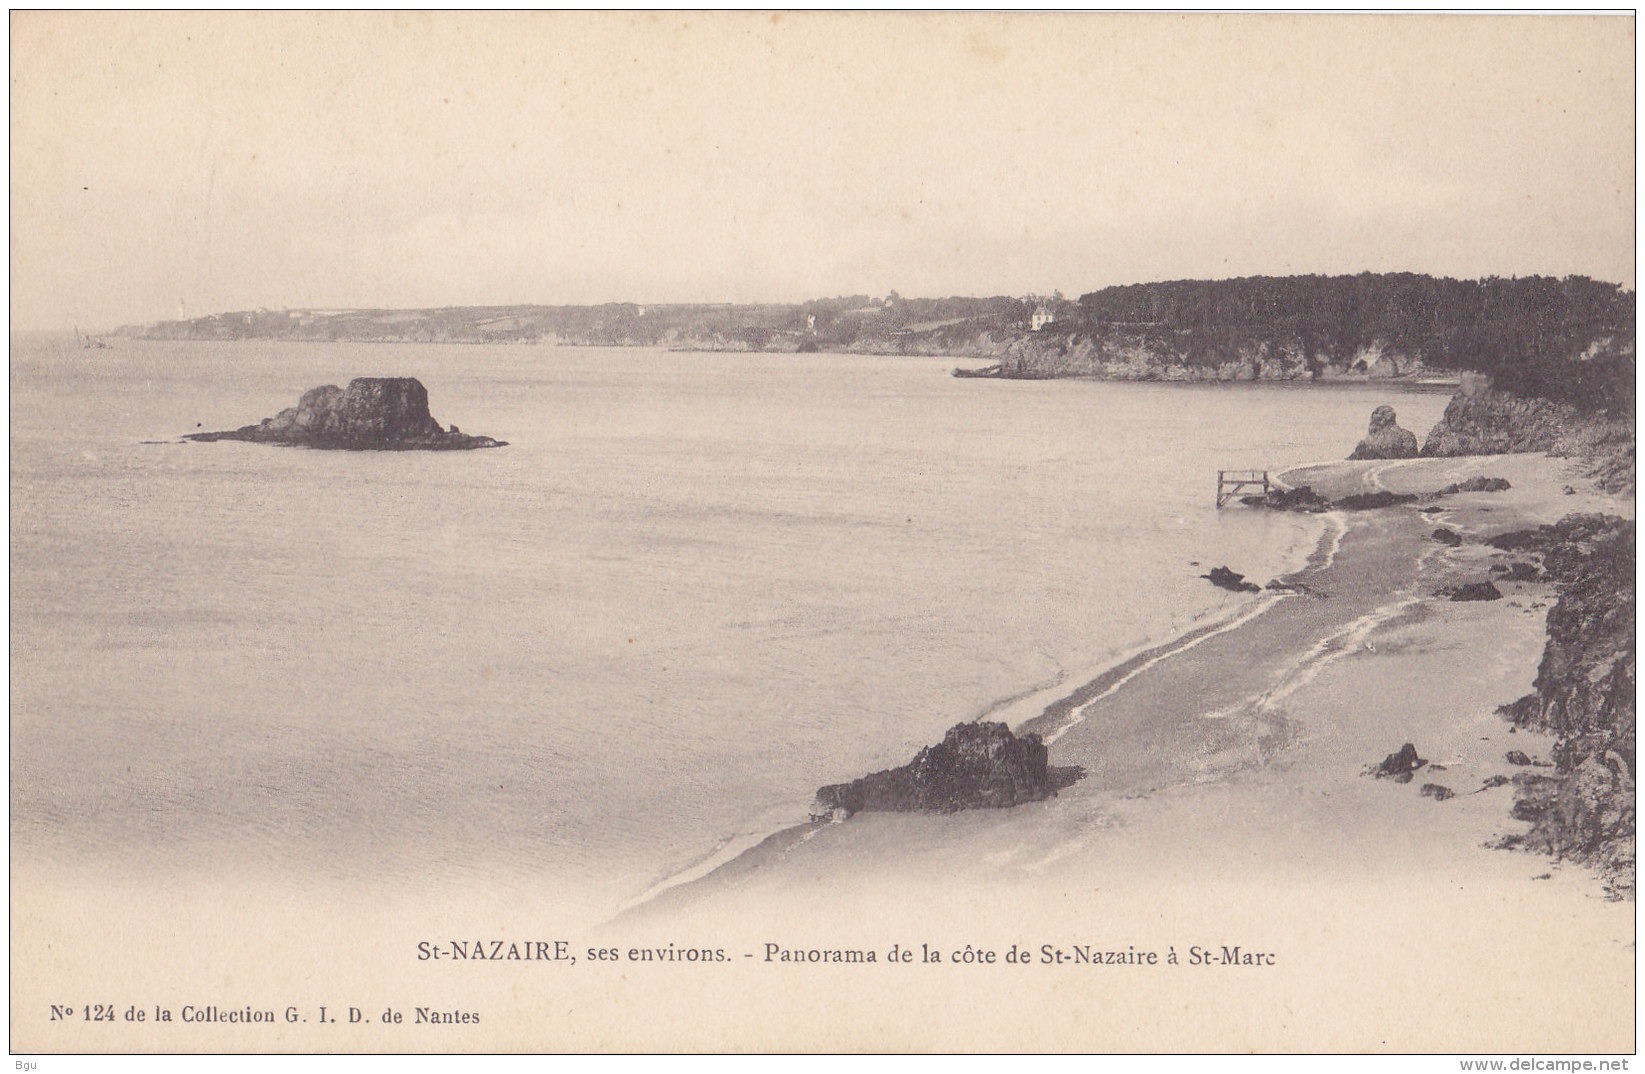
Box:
xmin=615 ymin=450 xmax=1635 ymax=1052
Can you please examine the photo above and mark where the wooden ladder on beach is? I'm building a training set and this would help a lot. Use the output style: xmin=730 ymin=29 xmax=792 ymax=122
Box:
xmin=1216 ymin=469 xmax=1270 ymax=508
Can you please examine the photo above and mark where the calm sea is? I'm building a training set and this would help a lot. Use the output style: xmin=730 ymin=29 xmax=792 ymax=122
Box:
xmin=10 ymin=336 xmax=1451 ymax=914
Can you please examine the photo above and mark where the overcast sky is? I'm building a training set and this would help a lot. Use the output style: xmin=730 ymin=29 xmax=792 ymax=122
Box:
xmin=11 ymin=11 xmax=1636 ymax=331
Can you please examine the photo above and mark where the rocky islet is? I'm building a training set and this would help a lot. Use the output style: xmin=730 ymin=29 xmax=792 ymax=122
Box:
xmin=186 ymin=377 xmax=506 ymax=450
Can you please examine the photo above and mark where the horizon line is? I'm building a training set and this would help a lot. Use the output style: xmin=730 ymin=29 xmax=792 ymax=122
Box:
xmin=38 ymin=267 xmax=1639 ymax=335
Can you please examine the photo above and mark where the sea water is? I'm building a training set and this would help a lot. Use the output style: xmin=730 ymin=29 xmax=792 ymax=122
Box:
xmin=10 ymin=336 xmax=1451 ymax=915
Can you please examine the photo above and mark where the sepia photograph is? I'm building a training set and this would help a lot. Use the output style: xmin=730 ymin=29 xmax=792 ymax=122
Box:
xmin=9 ymin=10 xmax=1636 ymax=1057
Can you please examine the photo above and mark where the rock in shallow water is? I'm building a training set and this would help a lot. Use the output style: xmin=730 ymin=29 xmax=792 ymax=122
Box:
xmin=186 ymin=377 xmax=505 ymax=450
xmin=810 ymin=721 xmax=1079 ymax=819
xmin=1242 ymin=485 xmax=1333 ymax=512
xmin=1202 ymin=566 xmax=1262 ymax=593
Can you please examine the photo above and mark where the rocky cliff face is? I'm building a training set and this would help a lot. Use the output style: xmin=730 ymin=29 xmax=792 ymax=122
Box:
xmin=810 ymin=722 xmax=1073 ymax=819
xmin=187 ymin=377 xmax=505 ymax=450
xmin=1495 ymin=515 xmax=1635 ymax=896
xmin=1420 ymin=374 xmax=1635 ymax=492
xmin=1421 ymin=374 xmax=1586 ymax=456
xmin=1348 ymin=405 xmax=1419 ymax=460
xmin=989 ymin=330 xmax=1423 ymax=382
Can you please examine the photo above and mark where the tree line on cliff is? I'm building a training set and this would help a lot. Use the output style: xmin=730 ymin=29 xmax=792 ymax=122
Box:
xmin=1073 ymin=273 xmax=1634 ymax=413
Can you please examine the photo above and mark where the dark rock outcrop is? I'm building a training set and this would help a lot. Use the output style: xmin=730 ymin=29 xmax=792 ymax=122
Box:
xmin=1486 ymin=530 xmax=1549 ymax=554
xmin=1431 ymin=528 xmax=1463 ymax=547
xmin=1490 ymin=561 xmax=1544 ymax=582
xmin=1508 ymin=561 xmax=1544 ymax=582
xmin=1439 ymin=476 xmax=1512 ymax=494
xmin=810 ymin=722 xmax=1075 ymax=820
xmin=1348 ymin=405 xmax=1419 ymax=460
xmin=1495 ymin=515 xmax=1634 ymax=896
xmin=1441 ymin=581 xmax=1503 ymax=602
xmin=1421 ymin=783 xmax=1456 ymax=801
xmin=1241 ymin=485 xmax=1332 ymax=512
xmin=1372 ymin=743 xmax=1427 ymax=783
xmin=1334 ymin=491 xmax=1419 ymax=511
xmin=1202 ymin=566 xmax=1262 ymax=593
xmin=1486 ymin=515 xmax=1629 ymax=578
xmin=1243 ymin=485 xmax=1418 ymax=513
xmin=186 ymin=378 xmax=505 ymax=450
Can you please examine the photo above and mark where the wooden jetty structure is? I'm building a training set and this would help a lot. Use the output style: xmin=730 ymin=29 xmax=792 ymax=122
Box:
xmin=1216 ymin=469 xmax=1271 ymax=508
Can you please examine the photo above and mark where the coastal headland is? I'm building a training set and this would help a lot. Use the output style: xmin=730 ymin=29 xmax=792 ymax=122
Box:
xmin=113 ymin=273 xmax=1632 ymax=394
xmin=616 ymin=450 xmax=1633 ymax=1051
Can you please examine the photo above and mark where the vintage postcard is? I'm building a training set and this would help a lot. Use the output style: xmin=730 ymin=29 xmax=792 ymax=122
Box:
xmin=10 ymin=11 xmax=1635 ymax=1057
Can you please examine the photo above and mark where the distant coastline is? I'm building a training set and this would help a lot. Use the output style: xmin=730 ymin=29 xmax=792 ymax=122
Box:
xmin=105 ymin=271 xmax=1633 ymax=392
